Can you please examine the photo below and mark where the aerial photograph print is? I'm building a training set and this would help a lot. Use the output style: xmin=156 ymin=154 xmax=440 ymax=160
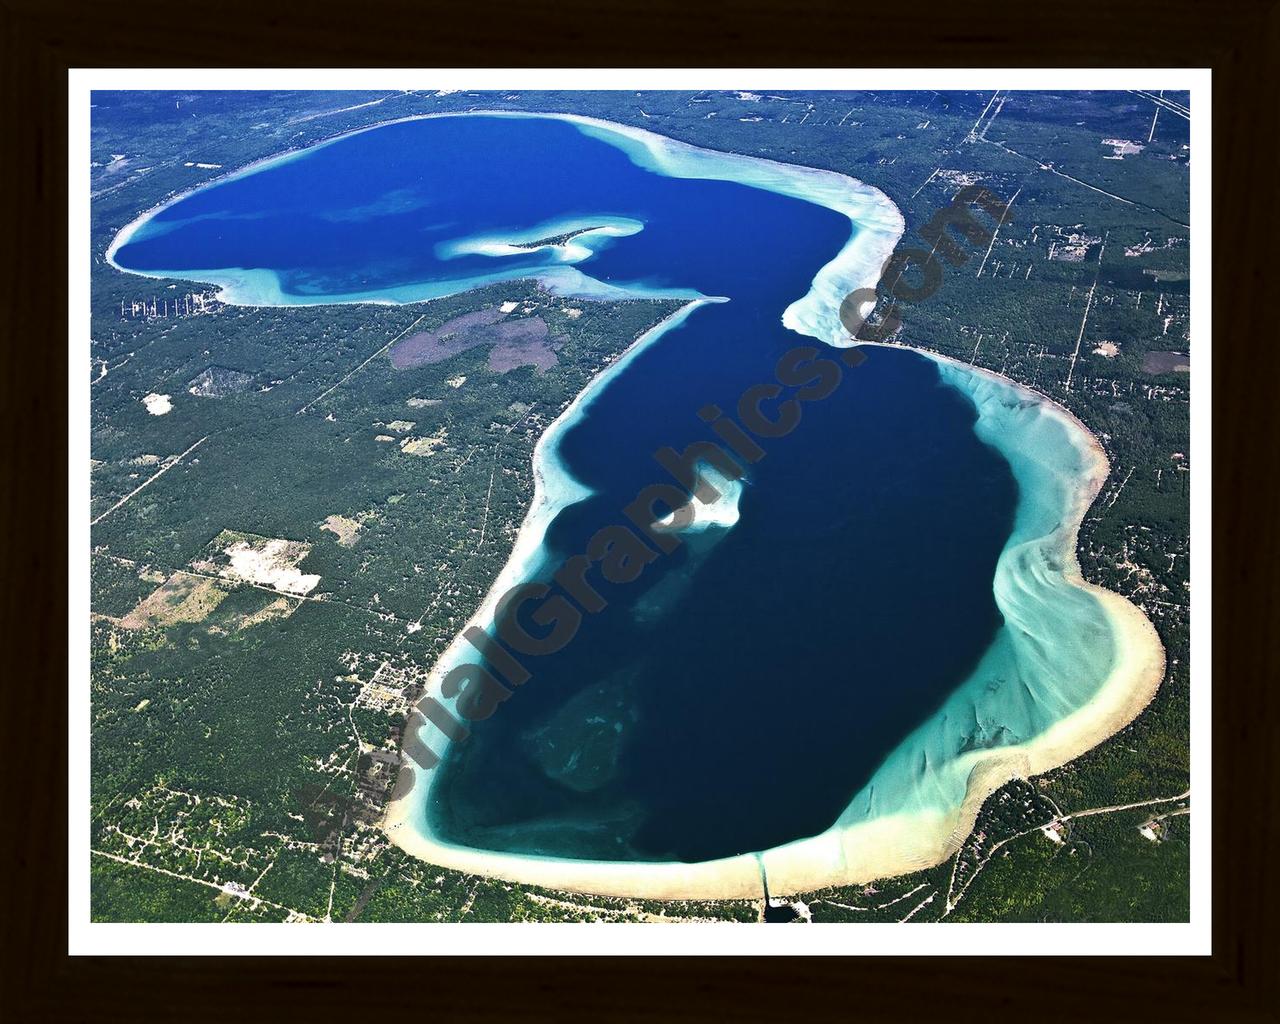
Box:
xmin=80 ymin=76 xmax=1200 ymax=942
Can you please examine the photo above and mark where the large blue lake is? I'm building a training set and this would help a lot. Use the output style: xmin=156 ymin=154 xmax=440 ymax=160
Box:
xmin=112 ymin=114 xmax=1031 ymax=864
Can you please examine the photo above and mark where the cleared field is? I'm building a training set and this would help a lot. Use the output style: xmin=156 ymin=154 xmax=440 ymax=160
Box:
xmin=121 ymin=572 xmax=229 ymax=630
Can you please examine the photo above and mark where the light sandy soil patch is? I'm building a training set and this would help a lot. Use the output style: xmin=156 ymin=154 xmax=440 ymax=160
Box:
xmin=188 ymin=365 xmax=253 ymax=398
xmin=130 ymin=454 xmax=162 ymax=466
xmin=400 ymin=429 xmax=448 ymax=457
xmin=322 ymin=514 xmax=363 ymax=547
xmin=192 ymin=530 xmax=321 ymax=596
xmin=386 ymin=420 xmax=416 ymax=433
xmin=1102 ymin=137 xmax=1144 ymax=158
xmin=142 ymin=393 xmax=172 ymax=415
xmin=1092 ymin=341 xmax=1120 ymax=357
xmin=121 ymin=572 xmax=229 ymax=630
xmin=446 ymin=375 xmax=467 ymax=389
xmin=375 ymin=434 xmax=395 ymax=442
xmin=406 ymin=397 xmax=442 ymax=409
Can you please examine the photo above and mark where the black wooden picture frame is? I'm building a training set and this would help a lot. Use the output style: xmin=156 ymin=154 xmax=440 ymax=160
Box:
xmin=3 ymin=0 xmax=1275 ymax=1018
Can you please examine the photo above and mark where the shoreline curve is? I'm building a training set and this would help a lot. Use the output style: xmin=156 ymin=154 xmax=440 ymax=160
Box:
xmin=104 ymin=110 xmax=1164 ymax=898
xmin=383 ymin=342 xmax=1165 ymax=899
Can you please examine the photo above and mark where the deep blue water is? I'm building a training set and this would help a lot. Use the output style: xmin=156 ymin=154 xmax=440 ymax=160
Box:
xmin=113 ymin=115 xmax=1019 ymax=863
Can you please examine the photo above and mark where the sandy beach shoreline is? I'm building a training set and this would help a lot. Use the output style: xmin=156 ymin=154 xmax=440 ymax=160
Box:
xmin=104 ymin=108 xmax=1164 ymax=900
xmin=384 ymin=342 xmax=1165 ymax=900
xmin=760 ymin=342 xmax=1165 ymax=894
xmin=103 ymin=109 xmax=902 ymax=328
xmin=375 ymin=121 xmax=1162 ymax=901
xmin=357 ymin=115 xmax=907 ymax=896
xmin=387 ymin=296 xmax=722 ymax=799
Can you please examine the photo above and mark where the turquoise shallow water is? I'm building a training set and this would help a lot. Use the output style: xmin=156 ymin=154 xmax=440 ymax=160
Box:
xmin=110 ymin=111 xmax=1117 ymax=866
xmin=835 ymin=359 xmax=1116 ymax=830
